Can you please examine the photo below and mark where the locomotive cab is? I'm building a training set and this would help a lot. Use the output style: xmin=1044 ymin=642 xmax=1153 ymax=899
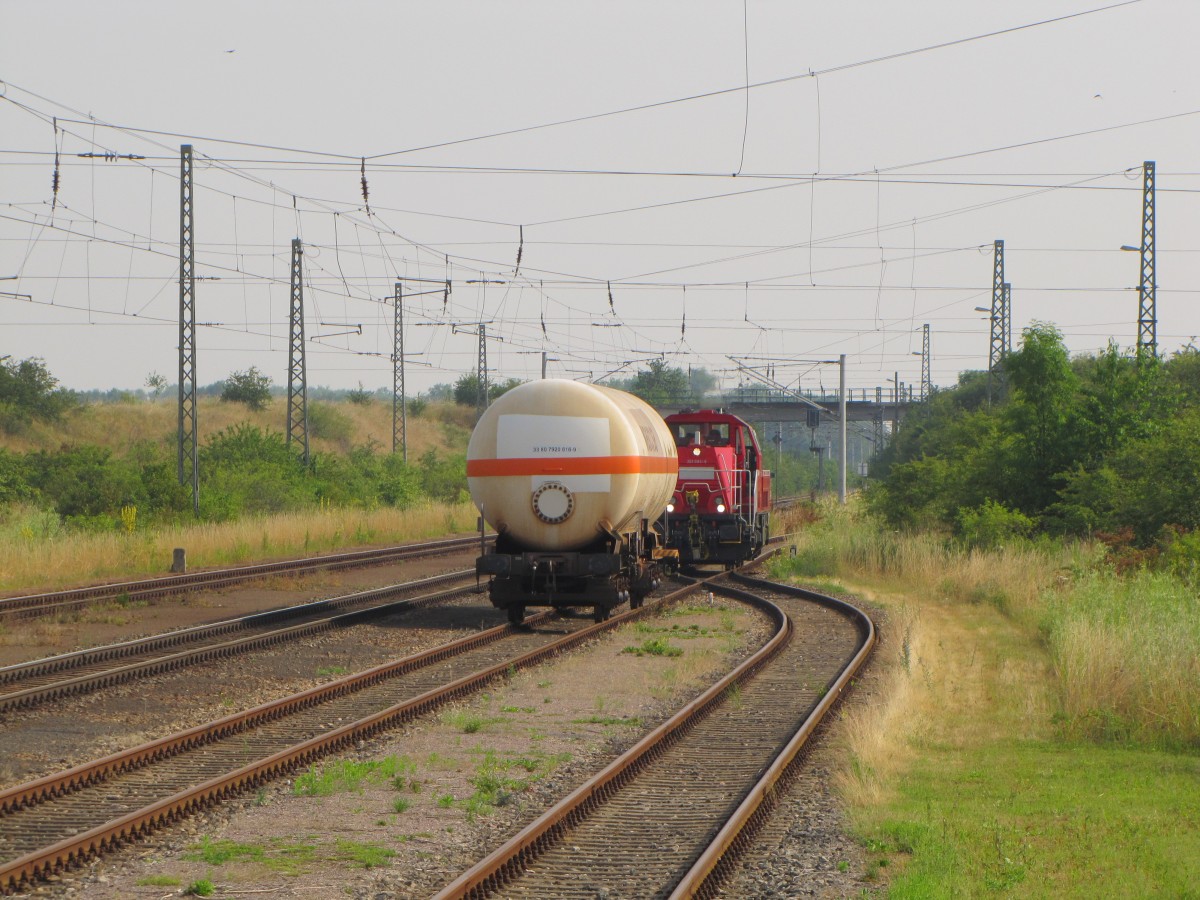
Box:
xmin=664 ymin=410 xmax=772 ymax=567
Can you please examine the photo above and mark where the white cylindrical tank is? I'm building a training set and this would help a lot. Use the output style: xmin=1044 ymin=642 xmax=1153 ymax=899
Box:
xmin=467 ymin=380 xmax=678 ymax=551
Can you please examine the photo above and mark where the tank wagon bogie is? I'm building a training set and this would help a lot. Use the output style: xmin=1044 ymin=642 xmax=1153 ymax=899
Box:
xmin=663 ymin=409 xmax=772 ymax=568
xmin=468 ymin=380 xmax=680 ymax=623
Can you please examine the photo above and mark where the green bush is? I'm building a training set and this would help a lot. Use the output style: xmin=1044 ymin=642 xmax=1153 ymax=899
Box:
xmin=0 ymin=449 xmax=34 ymax=504
xmin=956 ymin=500 xmax=1034 ymax=551
xmin=26 ymin=444 xmax=141 ymax=520
xmin=220 ymin=366 xmax=272 ymax=411
xmin=1159 ymin=528 xmax=1200 ymax=587
xmin=417 ymin=448 xmax=468 ymax=502
xmin=307 ymin=402 xmax=353 ymax=444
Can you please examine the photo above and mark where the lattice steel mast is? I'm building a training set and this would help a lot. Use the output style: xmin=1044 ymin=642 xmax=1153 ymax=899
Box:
xmin=920 ymin=323 xmax=931 ymax=400
xmin=393 ymin=282 xmax=406 ymax=462
xmin=476 ymin=323 xmax=489 ymax=418
xmin=286 ymin=238 xmax=310 ymax=465
xmin=988 ymin=239 xmax=1005 ymax=403
xmin=1137 ymin=160 xmax=1157 ymax=360
xmin=177 ymin=144 xmax=199 ymax=515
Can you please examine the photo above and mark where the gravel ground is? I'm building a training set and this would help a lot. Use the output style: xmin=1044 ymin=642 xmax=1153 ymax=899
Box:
xmin=8 ymin=580 xmax=885 ymax=899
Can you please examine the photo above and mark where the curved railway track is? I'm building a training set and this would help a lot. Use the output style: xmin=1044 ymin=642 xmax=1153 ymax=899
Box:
xmin=434 ymin=572 xmax=875 ymax=899
xmin=0 ymin=569 xmax=478 ymax=714
xmin=0 ymin=535 xmax=488 ymax=621
xmin=0 ymin=576 xmax=723 ymax=895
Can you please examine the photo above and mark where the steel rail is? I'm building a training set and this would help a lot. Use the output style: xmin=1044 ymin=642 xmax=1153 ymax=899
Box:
xmin=669 ymin=573 xmax=876 ymax=898
xmin=0 ymin=576 xmax=715 ymax=895
xmin=432 ymin=576 xmax=791 ymax=899
xmin=0 ymin=570 xmax=478 ymax=713
xmin=0 ymin=534 xmax=488 ymax=620
xmin=432 ymin=570 xmax=874 ymax=899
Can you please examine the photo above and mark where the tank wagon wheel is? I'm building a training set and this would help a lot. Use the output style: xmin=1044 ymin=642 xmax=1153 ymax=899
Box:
xmin=593 ymin=605 xmax=610 ymax=624
xmin=507 ymin=605 xmax=526 ymax=626
xmin=629 ymin=594 xmax=644 ymax=611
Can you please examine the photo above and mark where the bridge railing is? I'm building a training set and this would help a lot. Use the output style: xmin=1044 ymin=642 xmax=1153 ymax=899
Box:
xmin=726 ymin=385 xmax=917 ymax=405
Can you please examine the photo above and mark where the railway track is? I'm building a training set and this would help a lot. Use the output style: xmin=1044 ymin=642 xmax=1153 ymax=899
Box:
xmin=0 ymin=569 xmax=478 ymax=714
xmin=0 ymin=534 xmax=488 ymax=621
xmin=0 ymin=576 xmax=721 ymax=895
xmin=435 ymin=572 xmax=875 ymax=899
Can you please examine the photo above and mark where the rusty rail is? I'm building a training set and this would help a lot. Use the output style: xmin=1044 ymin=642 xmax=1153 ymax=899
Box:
xmin=0 ymin=534 xmax=488 ymax=620
xmin=433 ymin=570 xmax=874 ymax=899
xmin=669 ymin=574 xmax=876 ymax=897
xmin=0 ymin=576 xmax=717 ymax=894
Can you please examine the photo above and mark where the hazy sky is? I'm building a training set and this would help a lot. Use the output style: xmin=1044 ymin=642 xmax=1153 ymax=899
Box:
xmin=2 ymin=0 xmax=1197 ymax=396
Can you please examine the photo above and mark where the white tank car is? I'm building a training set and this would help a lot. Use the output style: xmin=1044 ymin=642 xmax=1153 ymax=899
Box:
xmin=466 ymin=380 xmax=678 ymax=551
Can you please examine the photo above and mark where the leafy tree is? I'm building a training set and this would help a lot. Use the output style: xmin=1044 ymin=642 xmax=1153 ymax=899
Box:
xmin=0 ymin=356 xmax=77 ymax=427
xmin=956 ymin=500 xmax=1034 ymax=550
xmin=145 ymin=371 xmax=169 ymax=399
xmin=0 ymin=448 xmax=34 ymax=505
xmin=220 ymin=366 xmax=273 ymax=411
xmin=627 ymin=360 xmax=690 ymax=406
xmin=25 ymin=444 xmax=141 ymax=520
xmin=1107 ymin=407 xmax=1200 ymax=541
xmin=1001 ymin=322 xmax=1081 ymax=512
xmin=346 ymin=381 xmax=373 ymax=405
xmin=1164 ymin=345 xmax=1200 ymax=404
xmin=425 ymin=382 xmax=455 ymax=402
xmin=452 ymin=374 xmax=523 ymax=406
xmin=688 ymin=367 xmax=718 ymax=403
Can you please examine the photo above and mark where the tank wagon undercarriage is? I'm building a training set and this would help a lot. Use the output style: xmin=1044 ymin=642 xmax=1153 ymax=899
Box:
xmin=478 ymin=528 xmax=677 ymax=624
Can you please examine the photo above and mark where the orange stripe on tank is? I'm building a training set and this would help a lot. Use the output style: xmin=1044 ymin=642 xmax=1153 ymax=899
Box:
xmin=466 ymin=456 xmax=679 ymax=477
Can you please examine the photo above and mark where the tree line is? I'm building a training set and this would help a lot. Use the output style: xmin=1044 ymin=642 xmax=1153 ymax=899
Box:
xmin=868 ymin=323 xmax=1200 ymax=573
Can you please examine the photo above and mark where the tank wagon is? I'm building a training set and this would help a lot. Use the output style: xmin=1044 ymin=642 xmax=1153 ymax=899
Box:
xmin=468 ymin=380 xmax=680 ymax=624
xmin=663 ymin=409 xmax=771 ymax=567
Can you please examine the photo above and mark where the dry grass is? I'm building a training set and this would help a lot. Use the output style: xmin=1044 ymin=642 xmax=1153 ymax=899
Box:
xmin=1046 ymin=573 xmax=1200 ymax=745
xmin=0 ymin=501 xmax=478 ymax=594
xmin=834 ymin=598 xmax=922 ymax=808
xmin=0 ymin=396 xmax=473 ymax=459
xmin=774 ymin=497 xmax=1091 ymax=619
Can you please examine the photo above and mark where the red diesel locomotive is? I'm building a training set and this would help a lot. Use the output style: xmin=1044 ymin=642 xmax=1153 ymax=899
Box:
xmin=663 ymin=409 xmax=771 ymax=567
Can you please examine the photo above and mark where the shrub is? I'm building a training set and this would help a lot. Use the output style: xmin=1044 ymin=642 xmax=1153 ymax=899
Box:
xmin=346 ymin=382 xmax=373 ymax=405
xmin=307 ymin=402 xmax=353 ymax=444
xmin=220 ymin=367 xmax=272 ymax=410
xmin=417 ymin=448 xmax=468 ymax=503
xmin=956 ymin=500 xmax=1034 ymax=551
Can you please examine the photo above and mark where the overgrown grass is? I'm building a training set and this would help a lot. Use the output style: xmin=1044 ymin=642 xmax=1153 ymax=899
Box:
xmin=0 ymin=500 xmax=476 ymax=593
xmin=621 ymin=637 xmax=684 ymax=658
xmin=768 ymin=500 xmax=1092 ymax=621
xmin=1041 ymin=571 xmax=1200 ymax=748
xmin=458 ymin=749 xmax=570 ymax=820
xmin=292 ymin=756 xmax=416 ymax=797
xmin=779 ymin=499 xmax=1200 ymax=895
xmin=183 ymin=834 xmax=393 ymax=875
xmin=332 ymin=838 xmax=394 ymax=868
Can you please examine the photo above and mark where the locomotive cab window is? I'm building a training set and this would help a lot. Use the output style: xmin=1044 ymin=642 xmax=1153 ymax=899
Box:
xmin=673 ymin=423 xmax=729 ymax=447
